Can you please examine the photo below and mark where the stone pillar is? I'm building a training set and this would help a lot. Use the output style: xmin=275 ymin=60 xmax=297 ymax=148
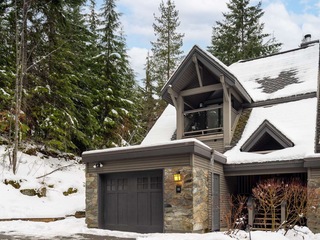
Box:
xmin=163 ymin=166 xmax=209 ymax=233
xmin=308 ymin=176 xmax=320 ymax=233
xmin=193 ymin=167 xmax=209 ymax=232
xmin=86 ymin=171 xmax=99 ymax=228
xmin=164 ymin=167 xmax=193 ymax=232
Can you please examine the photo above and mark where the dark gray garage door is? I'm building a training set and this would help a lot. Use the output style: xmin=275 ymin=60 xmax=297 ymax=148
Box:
xmin=100 ymin=170 xmax=163 ymax=233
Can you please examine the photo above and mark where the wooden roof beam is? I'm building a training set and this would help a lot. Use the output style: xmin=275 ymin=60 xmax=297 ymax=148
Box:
xmin=168 ymin=85 xmax=178 ymax=108
xmin=180 ymin=83 xmax=222 ymax=97
xmin=193 ymin=54 xmax=203 ymax=87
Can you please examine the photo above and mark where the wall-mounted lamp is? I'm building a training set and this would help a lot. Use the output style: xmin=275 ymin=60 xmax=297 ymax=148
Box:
xmin=93 ymin=163 xmax=103 ymax=168
xmin=173 ymin=172 xmax=181 ymax=182
xmin=174 ymin=172 xmax=182 ymax=193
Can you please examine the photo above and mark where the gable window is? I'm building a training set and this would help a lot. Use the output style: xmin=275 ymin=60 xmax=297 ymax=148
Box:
xmin=184 ymin=105 xmax=223 ymax=136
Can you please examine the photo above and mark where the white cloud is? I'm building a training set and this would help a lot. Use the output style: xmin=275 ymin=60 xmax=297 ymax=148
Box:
xmin=113 ymin=0 xmax=320 ymax=81
xmin=263 ymin=2 xmax=320 ymax=50
xmin=127 ymin=47 xmax=149 ymax=83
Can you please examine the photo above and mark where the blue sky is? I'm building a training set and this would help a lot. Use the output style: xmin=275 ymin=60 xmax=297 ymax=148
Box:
xmin=94 ymin=0 xmax=320 ymax=81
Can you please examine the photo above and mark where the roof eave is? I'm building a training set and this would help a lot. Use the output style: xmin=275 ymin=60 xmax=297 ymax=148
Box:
xmin=82 ymin=140 xmax=212 ymax=163
xmin=224 ymin=159 xmax=306 ymax=176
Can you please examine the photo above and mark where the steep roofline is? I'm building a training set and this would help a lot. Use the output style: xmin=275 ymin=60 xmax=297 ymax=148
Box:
xmin=161 ymin=45 xmax=252 ymax=103
xmin=233 ymin=40 xmax=319 ymax=65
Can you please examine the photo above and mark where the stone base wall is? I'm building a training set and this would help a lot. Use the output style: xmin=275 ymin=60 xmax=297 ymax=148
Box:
xmin=86 ymin=172 xmax=99 ymax=228
xmin=308 ymin=175 xmax=320 ymax=233
xmin=163 ymin=166 xmax=209 ymax=233
xmin=164 ymin=167 xmax=193 ymax=232
xmin=193 ymin=167 xmax=209 ymax=232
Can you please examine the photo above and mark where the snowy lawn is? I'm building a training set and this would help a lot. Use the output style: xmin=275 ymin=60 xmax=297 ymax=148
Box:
xmin=0 ymin=217 xmax=320 ymax=240
xmin=1 ymin=145 xmax=320 ymax=239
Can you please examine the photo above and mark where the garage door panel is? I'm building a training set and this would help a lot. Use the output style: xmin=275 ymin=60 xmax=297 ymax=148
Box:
xmin=101 ymin=170 xmax=163 ymax=233
xmin=151 ymin=192 xmax=162 ymax=225
xmin=105 ymin=193 xmax=117 ymax=224
xmin=118 ymin=193 xmax=128 ymax=225
xmin=137 ymin=192 xmax=150 ymax=225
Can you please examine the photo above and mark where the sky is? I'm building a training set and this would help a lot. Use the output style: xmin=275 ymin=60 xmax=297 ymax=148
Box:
xmin=95 ymin=0 xmax=320 ymax=82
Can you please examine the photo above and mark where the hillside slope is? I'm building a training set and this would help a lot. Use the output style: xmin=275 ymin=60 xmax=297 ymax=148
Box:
xmin=0 ymin=144 xmax=85 ymax=219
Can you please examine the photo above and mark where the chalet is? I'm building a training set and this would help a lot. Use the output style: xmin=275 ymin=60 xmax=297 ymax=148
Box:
xmin=82 ymin=36 xmax=320 ymax=233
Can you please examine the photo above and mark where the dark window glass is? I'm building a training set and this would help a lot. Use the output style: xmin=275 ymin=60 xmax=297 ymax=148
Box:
xmin=137 ymin=177 xmax=148 ymax=190
xmin=151 ymin=176 xmax=162 ymax=189
xmin=117 ymin=178 xmax=128 ymax=191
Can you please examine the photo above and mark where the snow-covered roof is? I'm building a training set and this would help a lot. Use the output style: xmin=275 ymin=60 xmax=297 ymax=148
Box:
xmin=225 ymin=98 xmax=317 ymax=164
xmin=141 ymin=104 xmax=176 ymax=145
xmin=229 ymin=42 xmax=320 ymax=101
xmin=141 ymin=43 xmax=320 ymax=165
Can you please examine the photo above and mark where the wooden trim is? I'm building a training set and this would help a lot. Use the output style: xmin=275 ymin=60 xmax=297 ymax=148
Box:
xmin=180 ymin=84 xmax=222 ymax=97
xmin=243 ymin=92 xmax=316 ymax=108
xmin=193 ymin=54 xmax=203 ymax=87
xmin=224 ymin=159 xmax=306 ymax=176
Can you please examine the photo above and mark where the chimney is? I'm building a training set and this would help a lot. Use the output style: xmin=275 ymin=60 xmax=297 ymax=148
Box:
xmin=304 ymin=34 xmax=311 ymax=42
xmin=300 ymin=34 xmax=313 ymax=47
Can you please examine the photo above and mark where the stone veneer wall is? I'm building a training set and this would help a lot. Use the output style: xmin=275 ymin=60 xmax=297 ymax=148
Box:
xmin=193 ymin=167 xmax=209 ymax=232
xmin=308 ymin=172 xmax=320 ymax=233
xmin=86 ymin=172 xmax=99 ymax=228
xmin=163 ymin=166 xmax=209 ymax=232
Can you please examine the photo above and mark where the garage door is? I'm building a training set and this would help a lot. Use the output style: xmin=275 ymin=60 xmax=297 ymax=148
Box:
xmin=100 ymin=170 xmax=163 ymax=233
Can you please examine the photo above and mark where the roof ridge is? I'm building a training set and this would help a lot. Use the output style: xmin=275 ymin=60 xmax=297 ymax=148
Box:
xmin=235 ymin=40 xmax=320 ymax=64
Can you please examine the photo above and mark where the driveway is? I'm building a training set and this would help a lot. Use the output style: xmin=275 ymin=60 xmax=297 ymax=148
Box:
xmin=0 ymin=233 xmax=136 ymax=240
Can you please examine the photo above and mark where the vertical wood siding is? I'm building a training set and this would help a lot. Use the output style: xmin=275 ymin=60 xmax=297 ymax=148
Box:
xmin=213 ymin=162 xmax=229 ymax=229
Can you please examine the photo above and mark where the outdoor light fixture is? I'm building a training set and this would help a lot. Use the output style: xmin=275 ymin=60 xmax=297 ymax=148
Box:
xmin=173 ymin=172 xmax=181 ymax=182
xmin=93 ymin=163 xmax=103 ymax=168
xmin=174 ymin=172 xmax=182 ymax=193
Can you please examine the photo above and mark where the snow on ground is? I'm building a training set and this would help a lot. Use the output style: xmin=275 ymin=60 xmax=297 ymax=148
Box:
xmin=1 ymin=144 xmax=320 ymax=239
xmin=0 ymin=217 xmax=320 ymax=240
xmin=0 ymin=145 xmax=85 ymax=218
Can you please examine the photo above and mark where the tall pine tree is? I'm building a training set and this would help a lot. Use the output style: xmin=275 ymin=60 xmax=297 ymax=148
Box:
xmin=96 ymin=0 xmax=138 ymax=148
xmin=208 ymin=0 xmax=281 ymax=65
xmin=151 ymin=0 xmax=184 ymax=96
xmin=146 ymin=0 xmax=184 ymax=126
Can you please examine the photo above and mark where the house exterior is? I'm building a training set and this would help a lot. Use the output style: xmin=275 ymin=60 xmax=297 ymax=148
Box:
xmin=82 ymin=38 xmax=320 ymax=233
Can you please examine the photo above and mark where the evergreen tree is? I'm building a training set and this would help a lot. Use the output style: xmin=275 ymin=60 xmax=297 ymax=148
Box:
xmin=208 ymin=0 xmax=281 ymax=65
xmin=146 ymin=0 xmax=184 ymax=128
xmin=138 ymin=52 xmax=158 ymax=135
xmin=151 ymin=0 xmax=184 ymax=96
xmin=96 ymin=0 xmax=138 ymax=147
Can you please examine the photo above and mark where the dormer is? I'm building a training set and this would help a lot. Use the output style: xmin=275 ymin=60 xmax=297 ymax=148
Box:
xmin=240 ymin=120 xmax=294 ymax=154
xmin=161 ymin=45 xmax=252 ymax=149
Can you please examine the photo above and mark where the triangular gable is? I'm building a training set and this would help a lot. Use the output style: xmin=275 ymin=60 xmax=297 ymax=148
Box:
xmin=161 ymin=45 xmax=252 ymax=108
xmin=240 ymin=120 xmax=294 ymax=153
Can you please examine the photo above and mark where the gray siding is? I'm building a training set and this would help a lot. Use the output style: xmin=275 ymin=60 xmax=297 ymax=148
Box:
xmin=310 ymin=168 xmax=320 ymax=178
xmin=213 ymin=162 xmax=229 ymax=229
xmin=87 ymin=154 xmax=191 ymax=174
xmin=193 ymin=154 xmax=211 ymax=169
xmin=196 ymin=135 xmax=224 ymax=153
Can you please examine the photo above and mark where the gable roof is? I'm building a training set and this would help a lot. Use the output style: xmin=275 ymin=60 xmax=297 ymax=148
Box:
xmin=142 ymin=43 xmax=320 ymax=165
xmin=161 ymin=45 xmax=252 ymax=107
xmin=225 ymin=98 xmax=317 ymax=164
xmin=240 ymin=120 xmax=294 ymax=152
xmin=228 ymin=42 xmax=320 ymax=102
